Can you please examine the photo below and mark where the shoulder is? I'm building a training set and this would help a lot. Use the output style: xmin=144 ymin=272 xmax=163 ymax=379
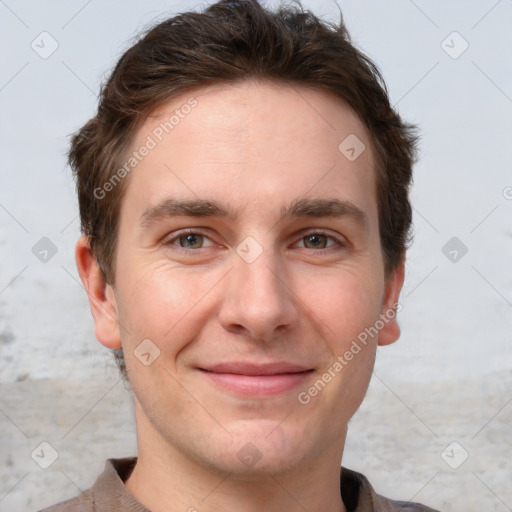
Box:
xmin=340 ymin=467 xmax=442 ymax=512
xmin=37 ymin=489 xmax=94 ymax=512
xmin=36 ymin=457 xmax=138 ymax=512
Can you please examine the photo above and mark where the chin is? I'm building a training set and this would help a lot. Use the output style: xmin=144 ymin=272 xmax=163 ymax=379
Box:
xmin=206 ymin=418 xmax=312 ymax=477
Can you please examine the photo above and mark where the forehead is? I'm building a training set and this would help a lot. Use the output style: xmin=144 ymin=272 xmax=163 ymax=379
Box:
xmin=121 ymin=79 xmax=378 ymax=229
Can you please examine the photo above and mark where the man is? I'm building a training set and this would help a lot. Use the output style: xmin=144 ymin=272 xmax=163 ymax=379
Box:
xmin=42 ymin=0 xmax=440 ymax=510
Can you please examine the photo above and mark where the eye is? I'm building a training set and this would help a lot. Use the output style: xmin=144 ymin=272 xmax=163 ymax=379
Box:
xmin=163 ymin=229 xmax=346 ymax=253
xmin=295 ymin=231 xmax=346 ymax=251
xmin=164 ymin=230 xmax=216 ymax=250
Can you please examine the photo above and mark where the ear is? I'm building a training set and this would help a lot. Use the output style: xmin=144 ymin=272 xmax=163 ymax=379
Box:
xmin=75 ymin=235 xmax=122 ymax=349
xmin=377 ymin=256 xmax=405 ymax=347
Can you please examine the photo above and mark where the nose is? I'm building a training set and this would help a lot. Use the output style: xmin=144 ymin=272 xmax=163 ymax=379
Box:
xmin=218 ymin=246 xmax=299 ymax=342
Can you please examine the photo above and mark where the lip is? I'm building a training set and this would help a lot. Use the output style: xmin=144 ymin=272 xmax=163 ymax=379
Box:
xmin=198 ymin=362 xmax=314 ymax=397
xmin=201 ymin=362 xmax=312 ymax=375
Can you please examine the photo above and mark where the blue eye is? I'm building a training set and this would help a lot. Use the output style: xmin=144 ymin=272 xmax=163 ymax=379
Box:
xmin=165 ymin=230 xmax=216 ymax=250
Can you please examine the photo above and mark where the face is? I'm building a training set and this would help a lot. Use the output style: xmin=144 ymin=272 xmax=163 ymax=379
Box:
xmin=78 ymin=79 xmax=404 ymax=477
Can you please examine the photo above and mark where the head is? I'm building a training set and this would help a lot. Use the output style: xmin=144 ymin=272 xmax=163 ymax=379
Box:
xmin=73 ymin=0 xmax=417 ymax=477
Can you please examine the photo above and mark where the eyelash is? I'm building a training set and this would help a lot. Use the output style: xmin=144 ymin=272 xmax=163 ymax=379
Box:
xmin=163 ymin=228 xmax=347 ymax=254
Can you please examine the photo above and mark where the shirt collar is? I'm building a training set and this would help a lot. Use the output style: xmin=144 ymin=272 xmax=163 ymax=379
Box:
xmin=91 ymin=457 xmax=383 ymax=512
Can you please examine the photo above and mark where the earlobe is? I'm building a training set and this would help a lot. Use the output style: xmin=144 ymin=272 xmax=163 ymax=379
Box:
xmin=75 ymin=235 xmax=122 ymax=349
xmin=377 ymin=257 xmax=405 ymax=347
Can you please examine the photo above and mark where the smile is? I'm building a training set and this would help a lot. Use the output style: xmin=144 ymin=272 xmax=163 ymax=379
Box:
xmin=198 ymin=364 xmax=315 ymax=397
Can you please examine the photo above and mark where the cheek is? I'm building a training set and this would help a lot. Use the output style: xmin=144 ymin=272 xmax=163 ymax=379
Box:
xmin=298 ymin=266 xmax=383 ymax=349
xmin=115 ymin=261 xmax=221 ymax=349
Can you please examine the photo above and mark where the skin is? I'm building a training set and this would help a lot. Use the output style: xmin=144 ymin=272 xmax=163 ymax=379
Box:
xmin=76 ymin=79 xmax=405 ymax=512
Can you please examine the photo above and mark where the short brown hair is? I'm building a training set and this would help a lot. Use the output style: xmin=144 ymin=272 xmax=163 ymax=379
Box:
xmin=69 ymin=0 xmax=418 ymax=377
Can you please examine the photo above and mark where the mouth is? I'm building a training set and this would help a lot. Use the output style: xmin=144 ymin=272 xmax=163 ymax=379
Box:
xmin=197 ymin=362 xmax=315 ymax=397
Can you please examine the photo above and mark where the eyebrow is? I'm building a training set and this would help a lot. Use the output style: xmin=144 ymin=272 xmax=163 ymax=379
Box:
xmin=139 ymin=197 xmax=369 ymax=231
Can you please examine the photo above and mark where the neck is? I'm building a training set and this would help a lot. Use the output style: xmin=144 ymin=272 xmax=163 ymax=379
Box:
xmin=124 ymin=405 xmax=348 ymax=512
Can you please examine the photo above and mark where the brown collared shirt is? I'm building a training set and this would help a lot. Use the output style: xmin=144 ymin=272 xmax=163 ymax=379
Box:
xmin=39 ymin=458 xmax=440 ymax=512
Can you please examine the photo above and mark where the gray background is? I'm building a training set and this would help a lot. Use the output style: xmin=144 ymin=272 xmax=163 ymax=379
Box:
xmin=0 ymin=0 xmax=511 ymax=510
